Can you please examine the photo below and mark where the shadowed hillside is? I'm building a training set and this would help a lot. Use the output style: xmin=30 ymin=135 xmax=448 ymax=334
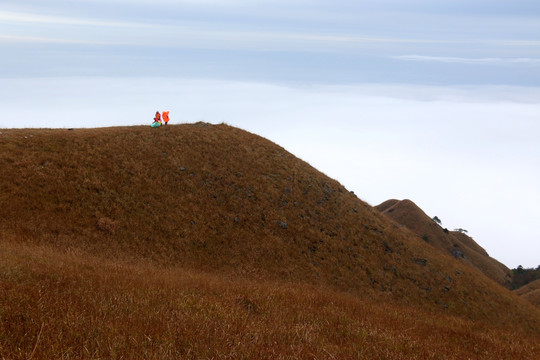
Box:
xmin=1 ymin=124 xmax=539 ymax=358
xmin=375 ymin=199 xmax=512 ymax=287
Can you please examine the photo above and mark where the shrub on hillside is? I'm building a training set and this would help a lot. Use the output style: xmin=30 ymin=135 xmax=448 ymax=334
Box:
xmin=96 ymin=217 xmax=117 ymax=234
xmin=511 ymin=265 xmax=540 ymax=289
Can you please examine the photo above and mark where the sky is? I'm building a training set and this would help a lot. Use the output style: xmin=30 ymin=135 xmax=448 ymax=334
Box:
xmin=1 ymin=0 xmax=539 ymax=268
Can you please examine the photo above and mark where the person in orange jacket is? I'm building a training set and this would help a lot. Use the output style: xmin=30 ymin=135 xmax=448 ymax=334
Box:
xmin=162 ymin=111 xmax=169 ymax=125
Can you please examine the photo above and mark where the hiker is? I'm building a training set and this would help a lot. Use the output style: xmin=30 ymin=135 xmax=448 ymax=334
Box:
xmin=154 ymin=111 xmax=162 ymax=124
xmin=151 ymin=111 xmax=162 ymax=128
xmin=162 ymin=111 xmax=169 ymax=125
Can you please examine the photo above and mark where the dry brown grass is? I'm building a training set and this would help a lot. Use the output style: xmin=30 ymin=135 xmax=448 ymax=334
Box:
xmin=1 ymin=124 xmax=539 ymax=358
xmin=1 ymin=240 xmax=539 ymax=359
xmin=375 ymin=199 xmax=513 ymax=287
xmin=516 ymin=279 xmax=540 ymax=308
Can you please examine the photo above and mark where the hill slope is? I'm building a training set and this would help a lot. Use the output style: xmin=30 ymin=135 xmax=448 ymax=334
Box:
xmin=3 ymin=239 xmax=539 ymax=359
xmin=516 ymin=279 xmax=540 ymax=307
xmin=375 ymin=199 xmax=512 ymax=287
xmin=1 ymin=124 xmax=539 ymax=358
xmin=0 ymin=125 xmax=532 ymax=318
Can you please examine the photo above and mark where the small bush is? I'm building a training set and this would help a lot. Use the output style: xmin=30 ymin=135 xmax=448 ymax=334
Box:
xmin=96 ymin=217 xmax=117 ymax=234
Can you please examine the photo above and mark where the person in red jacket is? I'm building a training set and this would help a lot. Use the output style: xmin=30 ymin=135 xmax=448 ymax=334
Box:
xmin=154 ymin=111 xmax=161 ymax=124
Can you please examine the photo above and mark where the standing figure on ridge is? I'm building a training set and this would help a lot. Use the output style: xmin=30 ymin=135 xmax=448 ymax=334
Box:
xmin=162 ymin=111 xmax=169 ymax=125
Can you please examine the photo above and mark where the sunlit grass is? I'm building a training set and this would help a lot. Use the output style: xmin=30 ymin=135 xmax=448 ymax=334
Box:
xmin=1 ymin=241 xmax=539 ymax=359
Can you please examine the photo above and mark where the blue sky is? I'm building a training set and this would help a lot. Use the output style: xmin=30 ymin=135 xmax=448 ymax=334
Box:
xmin=2 ymin=0 xmax=540 ymax=83
xmin=1 ymin=1 xmax=540 ymax=268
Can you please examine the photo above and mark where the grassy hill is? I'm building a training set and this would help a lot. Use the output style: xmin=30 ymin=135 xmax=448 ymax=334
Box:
xmin=1 ymin=124 xmax=539 ymax=359
xmin=375 ymin=199 xmax=513 ymax=287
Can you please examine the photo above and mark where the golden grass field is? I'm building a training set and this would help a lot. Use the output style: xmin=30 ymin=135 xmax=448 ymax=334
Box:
xmin=1 ymin=124 xmax=539 ymax=358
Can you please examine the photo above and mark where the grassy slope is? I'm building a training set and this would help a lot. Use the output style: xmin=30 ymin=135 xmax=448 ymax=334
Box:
xmin=375 ymin=199 xmax=512 ymax=287
xmin=2 ymin=241 xmax=539 ymax=360
xmin=516 ymin=279 xmax=540 ymax=307
xmin=1 ymin=124 xmax=539 ymax=358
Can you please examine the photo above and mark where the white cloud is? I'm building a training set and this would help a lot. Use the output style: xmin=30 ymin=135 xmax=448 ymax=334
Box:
xmin=0 ymin=10 xmax=150 ymax=28
xmin=0 ymin=34 xmax=120 ymax=45
xmin=0 ymin=10 xmax=445 ymax=46
xmin=87 ymin=0 xmax=308 ymax=6
xmin=0 ymin=10 xmax=462 ymax=52
xmin=394 ymin=55 xmax=540 ymax=65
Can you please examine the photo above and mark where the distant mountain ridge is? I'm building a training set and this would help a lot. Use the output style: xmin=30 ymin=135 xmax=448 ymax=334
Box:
xmin=375 ymin=199 xmax=512 ymax=287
